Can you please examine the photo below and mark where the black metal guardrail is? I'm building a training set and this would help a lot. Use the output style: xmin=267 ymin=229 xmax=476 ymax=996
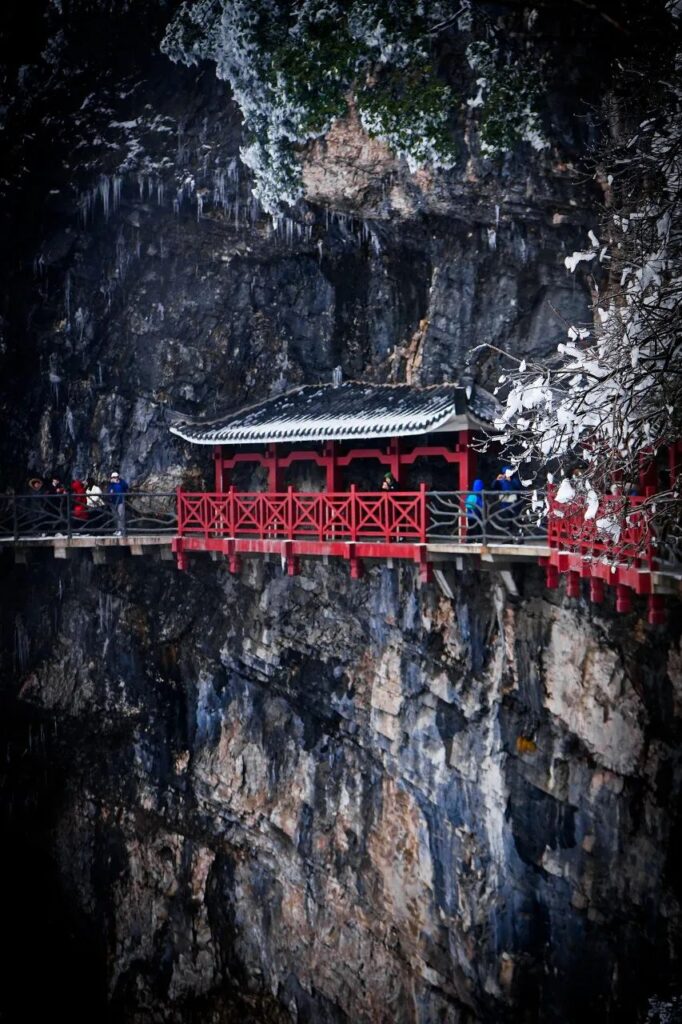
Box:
xmin=0 ymin=489 xmax=547 ymax=545
xmin=0 ymin=492 xmax=178 ymax=539
xmin=426 ymin=489 xmax=548 ymax=544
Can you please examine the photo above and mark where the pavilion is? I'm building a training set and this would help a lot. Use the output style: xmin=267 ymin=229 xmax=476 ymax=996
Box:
xmin=170 ymin=380 xmax=496 ymax=577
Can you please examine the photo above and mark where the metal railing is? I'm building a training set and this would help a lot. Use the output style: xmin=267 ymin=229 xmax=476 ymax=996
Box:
xmin=426 ymin=489 xmax=547 ymax=544
xmin=0 ymin=492 xmax=177 ymax=540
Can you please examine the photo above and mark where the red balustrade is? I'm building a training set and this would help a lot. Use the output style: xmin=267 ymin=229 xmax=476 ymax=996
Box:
xmin=547 ymin=493 xmax=655 ymax=570
xmin=176 ymin=485 xmax=427 ymax=544
xmin=545 ymin=491 xmax=669 ymax=622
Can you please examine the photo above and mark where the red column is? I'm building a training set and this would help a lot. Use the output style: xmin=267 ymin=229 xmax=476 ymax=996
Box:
xmin=266 ymin=444 xmax=283 ymax=491
xmin=213 ymin=445 xmax=224 ymax=492
xmin=616 ymin=584 xmax=632 ymax=614
xmin=458 ymin=430 xmax=476 ymax=493
xmin=648 ymin=594 xmax=666 ymax=625
xmin=389 ymin=437 xmax=403 ymax=486
xmin=566 ymin=570 xmax=581 ymax=599
xmin=324 ymin=441 xmax=340 ymax=492
xmin=638 ymin=451 xmax=658 ymax=495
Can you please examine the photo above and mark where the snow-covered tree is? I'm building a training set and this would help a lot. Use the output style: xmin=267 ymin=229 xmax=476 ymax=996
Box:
xmin=490 ymin=15 xmax=682 ymax=546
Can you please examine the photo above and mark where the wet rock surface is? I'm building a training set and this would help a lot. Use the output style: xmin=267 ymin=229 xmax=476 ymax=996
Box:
xmin=1 ymin=3 xmax=681 ymax=1023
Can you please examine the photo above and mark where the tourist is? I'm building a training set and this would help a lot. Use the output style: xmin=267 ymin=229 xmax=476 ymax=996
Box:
xmin=465 ymin=479 xmax=484 ymax=537
xmin=27 ymin=477 xmax=47 ymax=533
xmin=107 ymin=471 xmax=129 ymax=534
xmin=381 ymin=471 xmax=398 ymax=491
xmin=492 ymin=466 xmax=521 ymax=523
xmin=70 ymin=478 xmax=88 ymax=527
xmin=46 ymin=474 xmax=67 ymax=528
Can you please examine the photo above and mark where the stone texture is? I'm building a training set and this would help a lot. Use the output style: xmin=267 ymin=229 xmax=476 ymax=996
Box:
xmin=0 ymin=5 xmax=681 ymax=1024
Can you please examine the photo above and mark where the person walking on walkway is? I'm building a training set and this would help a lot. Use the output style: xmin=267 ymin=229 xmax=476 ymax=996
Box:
xmin=108 ymin=471 xmax=129 ymax=535
xmin=86 ymin=477 xmax=105 ymax=531
xmin=465 ymin=479 xmax=484 ymax=538
xmin=70 ymin=478 xmax=88 ymax=529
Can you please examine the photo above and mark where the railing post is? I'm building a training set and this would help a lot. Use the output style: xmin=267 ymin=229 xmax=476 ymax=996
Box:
xmin=228 ymin=485 xmax=235 ymax=538
xmin=175 ymin=487 xmax=183 ymax=535
xmin=67 ymin=491 xmax=72 ymax=539
xmin=350 ymin=484 xmax=357 ymax=543
xmin=287 ymin=485 xmax=294 ymax=540
xmin=13 ymin=495 xmax=18 ymax=541
xmin=419 ymin=483 xmax=427 ymax=544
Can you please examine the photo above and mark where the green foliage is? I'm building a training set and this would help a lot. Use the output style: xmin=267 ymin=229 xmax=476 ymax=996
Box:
xmin=466 ymin=40 xmax=547 ymax=155
xmin=162 ymin=1 xmax=547 ymax=211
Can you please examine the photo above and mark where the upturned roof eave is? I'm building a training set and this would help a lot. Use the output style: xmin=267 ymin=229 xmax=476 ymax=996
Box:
xmin=169 ymin=409 xmax=486 ymax=446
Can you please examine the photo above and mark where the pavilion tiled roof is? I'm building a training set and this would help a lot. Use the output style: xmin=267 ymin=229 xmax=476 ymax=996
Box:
xmin=169 ymin=381 xmax=497 ymax=446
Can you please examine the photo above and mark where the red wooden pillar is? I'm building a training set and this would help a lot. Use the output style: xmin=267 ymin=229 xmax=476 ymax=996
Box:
xmin=545 ymin=564 xmax=559 ymax=589
xmin=638 ymin=450 xmax=658 ymax=495
xmin=616 ymin=584 xmax=632 ymax=614
xmin=324 ymin=441 xmax=341 ymax=492
xmin=458 ymin=430 xmax=476 ymax=492
xmin=266 ymin=444 xmax=283 ymax=491
xmin=566 ymin=570 xmax=581 ymax=599
xmin=389 ymin=437 xmax=403 ymax=486
xmin=213 ymin=445 xmax=225 ymax=492
xmin=648 ymin=594 xmax=666 ymax=625
xmin=589 ymin=577 xmax=605 ymax=604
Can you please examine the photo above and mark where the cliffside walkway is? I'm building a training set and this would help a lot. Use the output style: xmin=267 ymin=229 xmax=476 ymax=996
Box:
xmin=2 ymin=489 xmax=679 ymax=620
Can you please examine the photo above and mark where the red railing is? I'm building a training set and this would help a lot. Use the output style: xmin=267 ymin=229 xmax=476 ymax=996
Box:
xmin=177 ymin=486 xmax=427 ymax=544
xmin=548 ymin=492 xmax=656 ymax=569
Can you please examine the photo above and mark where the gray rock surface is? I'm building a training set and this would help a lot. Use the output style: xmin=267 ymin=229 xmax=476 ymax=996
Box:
xmin=1 ymin=4 xmax=680 ymax=1023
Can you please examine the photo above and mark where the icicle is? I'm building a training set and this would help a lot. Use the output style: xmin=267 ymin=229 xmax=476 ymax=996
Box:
xmin=99 ymin=175 xmax=111 ymax=219
xmin=64 ymin=270 xmax=72 ymax=324
xmin=14 ymin=616 xmax=30 ymax=673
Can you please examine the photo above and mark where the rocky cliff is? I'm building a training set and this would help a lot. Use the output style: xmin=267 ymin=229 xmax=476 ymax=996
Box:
xmin=1 ymin=3 xmax=681 ymax=1022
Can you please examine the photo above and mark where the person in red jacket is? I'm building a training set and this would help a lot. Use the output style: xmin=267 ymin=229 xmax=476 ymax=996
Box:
xmin=70 ymin=478 xmax=88 ymax=526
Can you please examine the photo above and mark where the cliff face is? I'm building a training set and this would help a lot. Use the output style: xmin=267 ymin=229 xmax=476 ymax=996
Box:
xmin=1 ymin=4 xmax=681 ymax=1023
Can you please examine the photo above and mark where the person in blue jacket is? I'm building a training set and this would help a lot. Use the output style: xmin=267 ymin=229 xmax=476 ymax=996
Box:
xmin=465 ymin=478 xmax=484 ymax=537
xmin=492 ymin=466 xmax=521 ymax=520
xmin=108 ymin=470 xmax=129 ymax=534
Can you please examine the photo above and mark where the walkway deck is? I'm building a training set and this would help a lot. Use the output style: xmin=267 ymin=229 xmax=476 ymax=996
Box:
xmin=2 ymin=491 xmax=680 ymax=614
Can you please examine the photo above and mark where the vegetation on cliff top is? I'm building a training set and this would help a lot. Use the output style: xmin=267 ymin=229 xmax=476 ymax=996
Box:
xmin=161 ymin=0 xmax=547 ymax=212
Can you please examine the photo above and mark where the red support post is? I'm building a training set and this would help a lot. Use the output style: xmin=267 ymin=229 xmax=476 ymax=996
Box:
xmin=566 ymin=571 xmax=581 ymax=599
xmin=589 ymin=577 xmax=605 ymax=604
xmin=324 ymin=440 xmax=340 ymax=492
xmin=647 ymin=593 xmax=666 ymax=625
xmin=228 ymin=486 xmax=236 ymax=537
xmin=419 ymin=482 xmax=428 ymax=544
xmin=545 ymin=564 xmax=559 ymax=589
xmin=350 ymin=484 xmax=357 ymax=543
xmin=266 ymin=444 xmax=283 ymax=491
xmin=389 ymin=437 xmax=402 ymax=486
xmin=286 ymin=486 xmax=294 ymax=540
xmin=458 ymin=430 xmax=475 ymax=493
xmin=214 ymin=445 xmax=225 ymax=492
xmin=638 ymin=450 xmax=658 ymax=495
xmin=616 ymin=584 xmax=633 ymax=614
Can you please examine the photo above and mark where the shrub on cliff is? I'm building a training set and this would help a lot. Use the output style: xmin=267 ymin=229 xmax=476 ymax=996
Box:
xmin=161 ymin=0 xmax=546 ymax=212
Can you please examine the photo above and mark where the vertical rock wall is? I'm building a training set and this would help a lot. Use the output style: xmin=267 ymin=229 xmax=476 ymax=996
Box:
xmin=1 ymin=3 xmax=681 ymax=1022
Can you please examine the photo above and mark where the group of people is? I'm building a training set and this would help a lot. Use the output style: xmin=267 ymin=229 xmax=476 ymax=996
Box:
xmin=27 ymin=471 xmax=129 ymax=534
xmin=381 ymin=465 xmax=523 ymax=536
xmin=465 ymin=467 xmax=522 ymax=534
